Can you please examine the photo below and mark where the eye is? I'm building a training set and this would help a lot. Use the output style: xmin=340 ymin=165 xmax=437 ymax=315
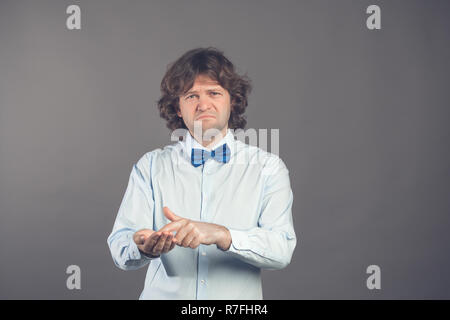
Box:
xmin=210 ymin=92 xmax=221 ymax=96
xmin=186 ymin=94 xmax=198 ymax=100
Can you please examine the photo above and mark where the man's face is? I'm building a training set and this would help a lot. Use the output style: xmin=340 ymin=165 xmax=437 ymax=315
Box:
xmin=177 ymin=74 xmax=231 ymax=141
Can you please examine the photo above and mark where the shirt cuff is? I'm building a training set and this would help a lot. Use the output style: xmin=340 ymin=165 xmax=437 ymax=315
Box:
xmin=227 ymin=229 xmax=250 ymax=252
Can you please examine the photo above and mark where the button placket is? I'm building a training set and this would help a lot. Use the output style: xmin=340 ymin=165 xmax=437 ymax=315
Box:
xmin=197 ymin=245 xmax=209 ymax=299
xmin=197 ymin=164 xmax=210 ymax=299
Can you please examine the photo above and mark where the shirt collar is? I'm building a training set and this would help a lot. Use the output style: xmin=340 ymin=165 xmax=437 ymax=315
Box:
xmin=181 ymin=128 xmax=236 ymax=160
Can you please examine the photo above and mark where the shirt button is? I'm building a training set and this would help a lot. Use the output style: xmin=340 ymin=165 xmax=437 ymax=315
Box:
xmin=200 ymin=279 xmax=205 ymax=285
xmin=201 ymin=252 xmax=206 ymax=256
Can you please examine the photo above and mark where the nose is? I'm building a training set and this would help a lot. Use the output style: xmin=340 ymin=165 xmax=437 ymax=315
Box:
xmin=196 ymin=95 xmax=212 ymax=112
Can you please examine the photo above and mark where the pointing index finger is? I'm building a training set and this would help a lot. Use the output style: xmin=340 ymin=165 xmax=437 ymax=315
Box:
xmin=159 ymin=219 xmax=187 ymax=233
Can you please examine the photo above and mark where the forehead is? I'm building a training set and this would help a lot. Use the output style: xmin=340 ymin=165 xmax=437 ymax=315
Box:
xmin=189 ymin=75 xmax=223 ymax=90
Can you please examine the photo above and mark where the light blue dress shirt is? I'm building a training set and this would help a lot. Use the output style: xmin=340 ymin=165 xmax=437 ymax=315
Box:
xmin=107 ymin=129 xmax=297 ymax=299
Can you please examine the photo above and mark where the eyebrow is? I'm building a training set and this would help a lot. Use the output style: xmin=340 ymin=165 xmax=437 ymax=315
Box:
xmin=184 ymin=87 xmax=223 ymax=96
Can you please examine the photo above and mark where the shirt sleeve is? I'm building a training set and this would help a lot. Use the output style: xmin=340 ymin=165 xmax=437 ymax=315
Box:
xmin=107 ymin=152 xmax=158 ymax=271
xmin=225 ymin=155 xmax=297 ymax=270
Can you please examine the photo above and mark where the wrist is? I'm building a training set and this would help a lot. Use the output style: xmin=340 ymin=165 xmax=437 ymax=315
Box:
xmin=216 ymin=226 xmax=231 ymax=251
xmin=138 ymin=248 xmax=160 ymax=259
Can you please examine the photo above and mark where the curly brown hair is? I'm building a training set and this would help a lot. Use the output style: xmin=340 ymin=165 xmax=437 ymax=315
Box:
xmin=157 ymin=47 xmax=252 ymax=131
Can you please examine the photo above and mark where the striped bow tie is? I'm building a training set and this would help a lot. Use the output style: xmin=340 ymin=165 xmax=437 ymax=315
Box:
xmin=191 ymin=143 xmax=231 ymax=167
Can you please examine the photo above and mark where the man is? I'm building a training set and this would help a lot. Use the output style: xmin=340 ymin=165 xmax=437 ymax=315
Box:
xmin=107 ymin=47 xmax=296 ymax=299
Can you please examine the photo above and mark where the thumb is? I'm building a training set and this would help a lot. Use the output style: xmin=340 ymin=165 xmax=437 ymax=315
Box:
xmin=133 ymin=233 xmax=145 ymax=245
xmin=163 ymin=206 xmax=181 ymax=222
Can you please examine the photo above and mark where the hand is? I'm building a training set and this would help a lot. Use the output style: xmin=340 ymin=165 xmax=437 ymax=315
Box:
xmin=159 ymin=207 xmax=231 ymax=251
xmin=133 ymin=229 xmax=177 ymax=257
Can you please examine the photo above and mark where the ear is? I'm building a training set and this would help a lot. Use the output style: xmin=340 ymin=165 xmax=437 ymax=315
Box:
xmin=176 ymin=106 xmax=182 ymax=118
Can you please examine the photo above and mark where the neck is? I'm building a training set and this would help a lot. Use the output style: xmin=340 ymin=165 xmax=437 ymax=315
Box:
xmin=191 ymin=127 xmax=228 ymax=149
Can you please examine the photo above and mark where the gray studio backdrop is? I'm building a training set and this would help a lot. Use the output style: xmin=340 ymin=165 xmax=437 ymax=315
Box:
xmin=1 ymin=0 xmax=449 ymax=299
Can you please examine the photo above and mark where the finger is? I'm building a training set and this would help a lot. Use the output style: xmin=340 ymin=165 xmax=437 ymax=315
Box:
xmin=181 ymin=230 xmax=197 ymax=248
xmin=134 ymin=233 xmax=145 ymax=245
xmin=148 ymin=231 xmax=161 ymax=243
xmin=189 ymin=236 xmax=201 ymax=249
xmin=161 ymin=233 xmax=174 ymax=253
xmin=174 ymin=223 xmax=195 ymax=246
xmin=159 ymin=219 xmax=188 ymax=233
xmin=143 ymin=232 xmax=161 ymax=253
xmin=169 ymin=239 xmax=176 ymax=251
xmin=134 ymin=229 xmax=154 ymax=242
xmin=163 ymin=206 xmax=182 ymax=222
xmin=134 ymin=231 xmax=150 ymax=245
xmin=138 ymin=233 xmax=158 ymax=252
xmin=133 ymin=233 xmax=140 ymax=244
xmin=151 ymin=233 xmax=168 ymax=255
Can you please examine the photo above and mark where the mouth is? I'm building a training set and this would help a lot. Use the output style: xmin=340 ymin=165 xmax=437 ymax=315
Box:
xmin=196 ymin=114 xmax=216 ymax=120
